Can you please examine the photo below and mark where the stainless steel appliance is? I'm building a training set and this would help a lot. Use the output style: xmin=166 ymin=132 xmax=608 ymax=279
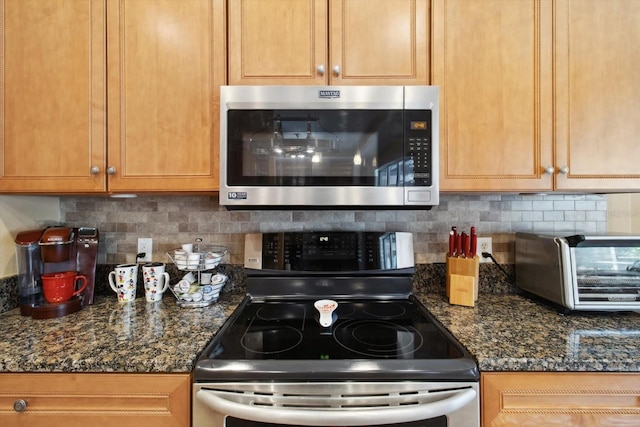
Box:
xmin=515 ymin=232 xmax=640 ymax=311
xmin=193 ymin=232 xmax=479 ymax=427
xmin=219 ymin=85 xmax=439 ymax=209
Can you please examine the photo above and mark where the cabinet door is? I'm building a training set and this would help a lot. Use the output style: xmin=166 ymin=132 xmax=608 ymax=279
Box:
xmin=554 ymin=0 xmax=640 ymax=191
xmin=228 ymin=0 xmax=328 ymax=85
xmin=433 ymin=0 xmax=554 ymax=192
xmin=0 ymin=0 xmax=106 ymax=193
xmin=329 ymin=0 xmax=428 ymax=85
xmin=0 ymin=373 xmax=190 ymax=427
xmin=107 ymin=0 xmax=225 ymax=192
xmin=482 ymin=372 xmax=640 ymax=427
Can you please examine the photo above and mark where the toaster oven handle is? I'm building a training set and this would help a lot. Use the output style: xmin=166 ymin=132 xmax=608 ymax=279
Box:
xmin=196 ymin=387 xmax=476 ymax=426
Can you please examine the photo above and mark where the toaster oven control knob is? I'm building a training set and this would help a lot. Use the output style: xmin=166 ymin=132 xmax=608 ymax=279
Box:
xmin=107 ymin=166 xmax=117 ymax=175
xmin=544 ymin=166 xmax=555 ymax=175
xmin=558 ymin=165 xmax=569 ymax=174
xmin=90 ymin=166 xmax=100 ymax=175
xmin=332 ymin=65 xmax=341 ymax=76
xmin=317 ymin=65 xmax=325 ymax=75
xmin=13 ymin=399 xmax=27 ymax=413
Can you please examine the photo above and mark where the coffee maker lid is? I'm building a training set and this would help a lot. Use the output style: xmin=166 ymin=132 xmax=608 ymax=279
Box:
xmin=15 ymin=229 xmax=45 ymax=246
xmin=40 ymin=227 xmax=74 ymax=245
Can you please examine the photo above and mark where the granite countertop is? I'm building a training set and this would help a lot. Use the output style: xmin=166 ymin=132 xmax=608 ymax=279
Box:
xmin=418 ymin=291 xmax=640 ymax=372
xmin=0 ymin=292 xmax=245 ymax=373
xmin=2 ymin=279 xmax=640 ymax=374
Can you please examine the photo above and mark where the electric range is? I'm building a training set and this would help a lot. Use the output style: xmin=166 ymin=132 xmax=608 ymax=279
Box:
xmin=193 ymin=231 xmax=479 ymax=427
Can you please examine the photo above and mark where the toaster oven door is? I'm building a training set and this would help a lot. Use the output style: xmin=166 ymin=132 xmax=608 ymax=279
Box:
xmin=568 ymin=235 xmax=640 ymax=310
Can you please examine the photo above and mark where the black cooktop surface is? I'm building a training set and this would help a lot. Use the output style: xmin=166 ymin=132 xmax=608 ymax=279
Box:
xmin=196 ymin=296 xmax=479 ymax=382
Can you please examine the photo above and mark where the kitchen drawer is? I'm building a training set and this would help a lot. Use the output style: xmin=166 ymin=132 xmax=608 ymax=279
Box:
xmin=0 ymin=372 xmax=190 ymax=427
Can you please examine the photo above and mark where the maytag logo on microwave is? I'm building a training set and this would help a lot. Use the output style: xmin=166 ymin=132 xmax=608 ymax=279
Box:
xmin=319 ymin=90 xmax=340 ymax=99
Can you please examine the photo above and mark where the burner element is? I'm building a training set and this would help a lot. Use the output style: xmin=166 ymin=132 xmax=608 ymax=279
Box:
xmin=314 ymin=299 xmax=338 ymax=327
xmin=333 ymin=320 xmax=424 ymax=358
xmin=363 ymin=302 xmax=406 ymax=318
xmin=241 ymin=324 xmax=303 ymax=355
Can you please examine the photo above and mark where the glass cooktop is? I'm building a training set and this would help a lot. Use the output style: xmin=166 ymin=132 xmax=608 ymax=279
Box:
xmin=196 ymin=297 xmax=479 ymax=382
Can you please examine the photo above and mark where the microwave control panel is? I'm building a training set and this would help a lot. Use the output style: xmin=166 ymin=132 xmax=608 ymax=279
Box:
xmin=405 ymin=110 xmax=432 ymax=187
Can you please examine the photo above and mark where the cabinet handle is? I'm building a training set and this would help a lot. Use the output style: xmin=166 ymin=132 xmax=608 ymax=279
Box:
xmin=332 ymin=65 xmax=341 ymax=76
xmin=544 ymin=166 xmax=555 ymax=175
xmin=558 ymin=165 xmax=569 ymax=175
xmin=107 ymin=167 xmax=117 ymax=175
xmin=90 ymin=166 xmax=100 ymax=175
xmin=317 ymin=65 xmax=325 ymax=76
xmin=13 ymin=399 xmax=27 ymax=413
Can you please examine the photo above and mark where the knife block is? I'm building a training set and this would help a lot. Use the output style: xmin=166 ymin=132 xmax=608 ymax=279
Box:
xmin=446 ymin=256 xmax=479 ymax=307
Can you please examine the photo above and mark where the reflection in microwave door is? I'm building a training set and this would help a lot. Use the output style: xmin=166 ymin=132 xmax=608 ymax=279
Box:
xmin=244 ymin=132 xmax=381 ymax=178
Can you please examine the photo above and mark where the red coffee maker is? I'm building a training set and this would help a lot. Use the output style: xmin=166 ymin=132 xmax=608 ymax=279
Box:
xmin=15 ymin=226 xmax=99 ymax=317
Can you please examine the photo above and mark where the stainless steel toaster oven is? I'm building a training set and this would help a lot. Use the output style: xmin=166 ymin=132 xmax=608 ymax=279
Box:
xmin=515 ymin=232 xmax=640 ymax=311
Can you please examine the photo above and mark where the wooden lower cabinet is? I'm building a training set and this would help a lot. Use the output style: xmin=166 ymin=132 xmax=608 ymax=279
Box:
xmin=0 ymin=373 xmax=191 ymax=427
xmin=482 ymin=372 xmax=640 ymax=427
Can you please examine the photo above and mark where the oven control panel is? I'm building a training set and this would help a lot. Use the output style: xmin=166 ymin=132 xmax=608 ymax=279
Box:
xmin=244 ymin=232 xmax=414 ymax=272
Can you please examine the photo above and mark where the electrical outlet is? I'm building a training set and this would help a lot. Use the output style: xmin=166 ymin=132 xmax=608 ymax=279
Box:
xmin=137 ymin=238 xmax=152 ymax=263
xmin=477 ymin=237 xmax=492 ymax=263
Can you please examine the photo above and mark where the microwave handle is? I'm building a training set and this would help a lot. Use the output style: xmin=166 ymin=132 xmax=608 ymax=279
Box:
xmin=196 ymin=387 xmax=476 ymax=426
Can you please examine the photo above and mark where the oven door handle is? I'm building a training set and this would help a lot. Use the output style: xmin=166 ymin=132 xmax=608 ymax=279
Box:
xmin=196 ymin=387 xmax=476 ymax=426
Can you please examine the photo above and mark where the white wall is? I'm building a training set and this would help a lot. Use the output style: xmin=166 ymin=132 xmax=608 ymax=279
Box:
xmin=0 ymin=196 xmax=61 ymax=278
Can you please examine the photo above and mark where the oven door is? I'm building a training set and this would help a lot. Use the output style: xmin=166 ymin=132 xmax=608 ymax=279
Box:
xmin=219 ymin=85 xmax=438 ymax=209
xmin=193 ymin=382 xmax=479 ymax=427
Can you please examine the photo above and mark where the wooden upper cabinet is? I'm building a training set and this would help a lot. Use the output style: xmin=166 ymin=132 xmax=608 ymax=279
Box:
xmin=329 ymin=0 xmax=428 ymax=85
xmin=0 ymin=0 xmax=224 ymax=194
xmin=228 ymin=0 xmax=428 ymax=85
xmin=433 ymin=0 xmax=554 ymax=192
xmin=228 ymin=0 xmax=328 ymax=85
xmin=0 ymin=0 xmax=107 ymax=193
xmin=554 ymin=0 xmax=640 ymax=191
xmin=107 ymin=0 xmax=225 ymax=192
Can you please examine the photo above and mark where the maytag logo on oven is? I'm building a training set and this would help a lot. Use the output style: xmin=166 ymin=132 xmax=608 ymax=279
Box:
xmin=319 ymin=90 xmax=340 ymax=99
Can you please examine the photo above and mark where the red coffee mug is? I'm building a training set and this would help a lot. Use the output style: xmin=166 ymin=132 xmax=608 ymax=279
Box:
xmin=42 ymin=271 xmax=88 ymax=303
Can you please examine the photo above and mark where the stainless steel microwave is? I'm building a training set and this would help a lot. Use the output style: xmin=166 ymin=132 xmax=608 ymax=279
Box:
xmin=219 ymin=85 xmax=439 ymax=209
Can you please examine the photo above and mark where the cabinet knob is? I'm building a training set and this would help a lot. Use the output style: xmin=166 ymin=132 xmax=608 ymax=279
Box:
xmin=317 ymin=65 xmax=325 ymax=76
xmin=13 ymin=399 xmax=27 ymax=413
xmin=558 ymin=165 xmax=569 ymax=175
xmin=332 ymin=65 xmax=341 ymax=76
xmin=544 ymin=166 xmax=555 ymax=175
xmin=107 ymin=167 xmax=117 ymax=175
xmin=90 ymin=166 xmax=100 ymax=175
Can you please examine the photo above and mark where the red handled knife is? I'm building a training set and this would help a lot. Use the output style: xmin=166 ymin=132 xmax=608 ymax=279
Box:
xmin=451 ymin=226 xmax=458 ymax=257
xmin=461 ymin=232 xmax=469 ymax=258
xmin=448 ymin=230 xmax=455 ymax=257
xmin=470 ymin=226 xmax=477 ymax=258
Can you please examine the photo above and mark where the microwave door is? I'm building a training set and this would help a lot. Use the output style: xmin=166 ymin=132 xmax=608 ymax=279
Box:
xmin=227 ymin=109 xmax=404 ymax=184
